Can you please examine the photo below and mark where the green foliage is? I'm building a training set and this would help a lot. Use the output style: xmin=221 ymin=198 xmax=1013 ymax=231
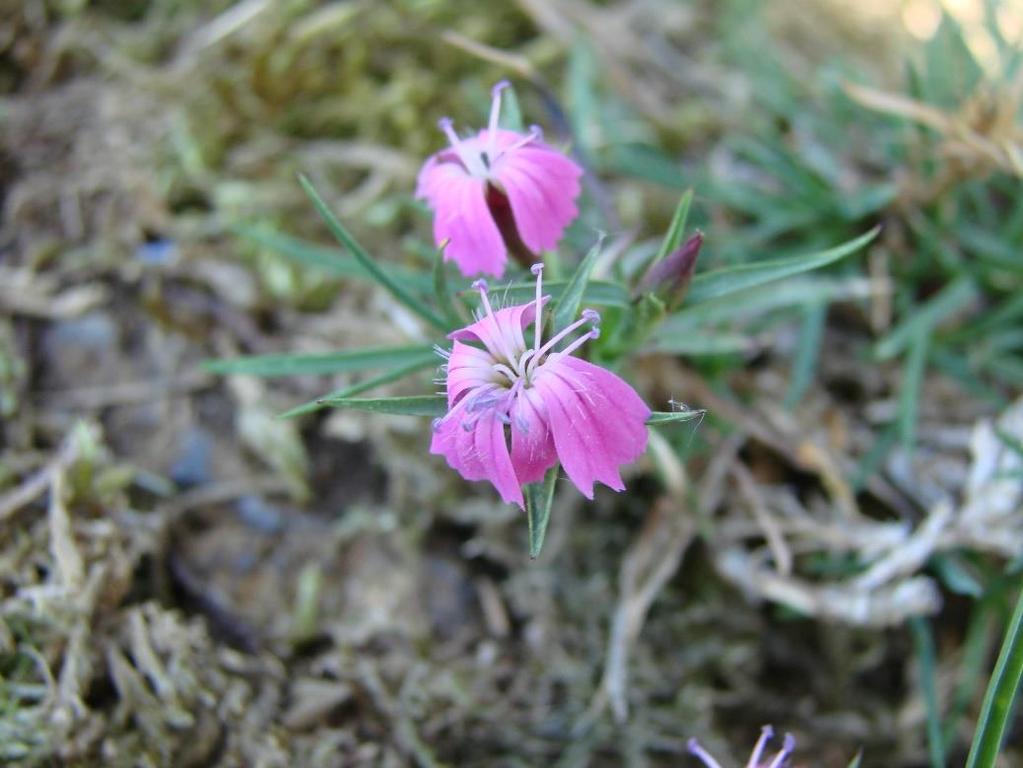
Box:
xmin=203 ymin=345 xmax=437 ymax=377
xmin=967 ymin=581 xmax=1023 ymax=768
xmin=526 ymin=467 xmax=558 ymax=559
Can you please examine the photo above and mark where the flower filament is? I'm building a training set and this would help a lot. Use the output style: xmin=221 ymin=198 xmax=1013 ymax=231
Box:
xmin=436 ymin=81 xmax=542 ymax=183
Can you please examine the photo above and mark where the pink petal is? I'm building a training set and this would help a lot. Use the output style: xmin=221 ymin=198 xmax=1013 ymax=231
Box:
xmin=509 ymin=386 xmax=558 ymax=485
xmin=532 ymin=357 xmax=649 ymax=498
xmin=445 ymin=341 xmax=496 ymax=408
xmin=416 ymin=155 xmax=506 ymax=277
xmin=430 ymin=398 xmax=524 ymax=508
xmin=493 ymin=146 xmax=582 ymax=254
xmin=449 ymin=296 xmax=549 ymax=362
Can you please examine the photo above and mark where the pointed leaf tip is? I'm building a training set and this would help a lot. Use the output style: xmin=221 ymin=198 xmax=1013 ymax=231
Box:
xmin=526 ymin=467 xmax=558 ymax=558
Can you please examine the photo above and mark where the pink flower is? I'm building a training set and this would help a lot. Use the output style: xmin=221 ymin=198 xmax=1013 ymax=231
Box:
xmin=688 ymin=726 xmax=796 ymax=768
xmin=416 ymin=81 xmax=583 ymax=277
xmin=430 ymin=264 xmax=650 ymax=508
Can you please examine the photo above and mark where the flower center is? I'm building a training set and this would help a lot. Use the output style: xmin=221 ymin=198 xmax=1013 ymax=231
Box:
xmin=464 ymin=266 xmax=600 ymax=427
xmin=434 ymin=265 xmax=602 ymax=437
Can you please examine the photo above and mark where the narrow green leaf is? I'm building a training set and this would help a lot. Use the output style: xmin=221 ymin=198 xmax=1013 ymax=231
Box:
xmin=876 ymin=276 xmax=978 ymax=360
xmin=552 ymin=236 xmax=605 ymax=335
xmin=838 ymin=182 xmax=899 ymax=219
xmin=646 ymin=410 xmax=707 ymax=425
xmin=317 ymin=395 xmax=446 ymax=417
xmin=930 ymin=348 xmax=1007 ymax=407
xmin=432 ymin=246 xmax=464 ymax=327
xmin=568 ymin=39 xmax=598 ymax=149
xmin=898 ymin=327 xmax=930 ymax=452
xmin=911 ymin=617 xmax=947 ymax=768
xmin=685 ymin=227 xmax=880 ymax=305
xmin=663 ymin=276 xmax=874 ymax=328
xmin=852 ymin=422 xmax=898 ymax=492
xmin=946 ymin=596 xmax=997 ymax=749
xmin=966 ymin=580 xmax=1023 ymax=768
xmin=847 ymin=751 xmax=863 ymax=768
xmin=202 ymin=345 xmax=436 ymax=377
xmin=649 ymin=332 xmax=751 ymax=356
xmin=299 ymin=175 xmax=447 ymax=330
xmin=478 ymin=279 xmax=630 ymax=308
xmin=278 ymin=357 xmax=438 ymax=419
xmin=234 ymin=225 xmax=431 ymax=292
xmin=785 ymin=301 xmax=827 ymax=409
xmin=526 ymin=466 xmax=558 ymax=559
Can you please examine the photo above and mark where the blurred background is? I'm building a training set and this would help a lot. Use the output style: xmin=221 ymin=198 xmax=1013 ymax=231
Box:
xmin=1 ymin=0 xmax=1022 ymax=765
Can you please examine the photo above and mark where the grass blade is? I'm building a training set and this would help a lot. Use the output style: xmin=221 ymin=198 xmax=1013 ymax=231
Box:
xmin=876 ymin=276 xmax=978 ymax=360
xmin=648 ymin=332 xmax=751 ymax=356
xmin=684 ymin=226 xmax=880 ymax=305
xmin=785 ymin=301 xmax=827 ymax=409
xmin=299 ymin=174 xmax=447 ymax=330
xmin=966 ymin=580 xmax=1023 ymax=768
xmin=234 ymin=225 xmax=432 ymax=292
xmin=278 ymin=357 xmax=438 ymax=419
xmin=202 ymin=345 xmax=436 ymax=377
xmin=911 ymin=617 xmax=947 ymax=768
xmin=315 ymin=395 xmax=447 ymax=417
xmin=946 ymin=597 xmax=997 ymax=750
xmin=552 ymin=235 xmax=605 ymax=335
xmin=898 ymin=327 xmax=930 ymax=452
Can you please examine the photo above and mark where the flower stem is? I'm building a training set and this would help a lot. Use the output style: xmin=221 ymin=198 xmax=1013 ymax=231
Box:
xmin=966 ymin=579 xmax=1023 ymax=768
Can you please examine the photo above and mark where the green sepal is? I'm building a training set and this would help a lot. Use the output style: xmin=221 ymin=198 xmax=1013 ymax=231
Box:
xmin=526 ymin=466 xmax=559 ymax=559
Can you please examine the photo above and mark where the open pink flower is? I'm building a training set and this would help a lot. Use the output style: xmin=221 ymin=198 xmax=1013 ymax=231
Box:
xmin=430 ymin=264 xmax=650 ymax=508
xmin=688 ymin=726 xmax=795 ymax=768
xmin=416 ymin=82 xmax=583 ymax=277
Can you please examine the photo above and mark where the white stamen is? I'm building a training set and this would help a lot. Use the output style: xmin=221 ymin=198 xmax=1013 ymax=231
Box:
xmin=439 ymin=117 xmax=488 ymax=177
xmin=551 ymin=326 xmax=599 ymax=361
xmin=747 ymin=726 xmax=774 ymax=768
xmin=529 ymin=308 xmax=600 ymax=372
xmin=487 ymin=80 xmax=510 ymax=160
xmin=766 ymin=734 xmax=795 ymax=768
xmin=531 ymin=263 xmax=545 ymax=356
xmin=687 ymin=739 xmax=724 ymax=768
xmin=439 ymin=117 xmax=462 ymax=149
xmin=498 ymin=125 xmax=542 ymax=160
xmin=492 ymin=362 xmax=518 ymax=383
xmin=515 ymin=348 xmax=536 ymax=376
xmin=475 ymin=280 xmax=519 ymax=368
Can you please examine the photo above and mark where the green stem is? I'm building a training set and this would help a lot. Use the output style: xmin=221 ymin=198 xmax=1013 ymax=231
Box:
xmin=911 ymin=617 xmax=946 ymax=768
xmin=966 ymin=581 xmax=1023 ymax=768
